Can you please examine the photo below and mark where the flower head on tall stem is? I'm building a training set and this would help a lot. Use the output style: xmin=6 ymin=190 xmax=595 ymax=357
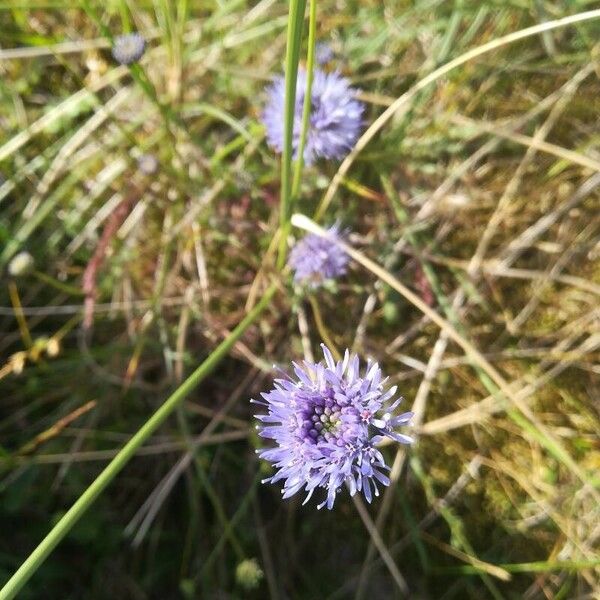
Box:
xmin=261 ymin=67 xmax=364 ymax=166
xmin=112 ymin=33 xmax=146 ymax=65
xmin=253 ymin=345 xmax=413 ymax=509
xmin=288 ymin=223 xmax=349 ymax=288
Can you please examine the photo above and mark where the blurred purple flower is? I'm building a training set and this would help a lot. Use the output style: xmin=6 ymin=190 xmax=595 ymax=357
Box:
xmin=315 ymin=42 xmax=334 ymax=65
xmin=112 ymin=33 xmax=146 ymax=65
xmin=261 ymin=68 xmax=364 ymax=165
xmin=137 ymin=153 xmax=159 ymax=175
xmin=253 ymin=345 xmax=413 ymax=510
xmin=288 ymin=224 xmax=349 ymax=287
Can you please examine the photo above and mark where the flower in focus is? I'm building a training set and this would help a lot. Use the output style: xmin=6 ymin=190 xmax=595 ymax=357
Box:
xmin=261 ymin=67 xmax=364 ymax=165
xmin=253 ymin=345 xmax=413 ymax=510
xmin=112 ymin=33 xmax=146 ymax=65
xmin=288 ymin=224 xmax=349 ymax=287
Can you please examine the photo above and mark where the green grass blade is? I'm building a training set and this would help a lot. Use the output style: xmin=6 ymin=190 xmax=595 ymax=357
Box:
xmin=0 ymin=284 xmax=277 ymax=600
xmin=431 ymin=559 xmax=600 ymax=576
xmin=277 ymin=0 xmax=307 ymax=269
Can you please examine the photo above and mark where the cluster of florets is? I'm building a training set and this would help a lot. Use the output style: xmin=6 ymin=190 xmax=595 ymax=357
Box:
xmin=110 ymin=34 xmax=410 ymax=512
xmin=288 ymin=224 xmax=349 ymax=287
xmin=253 ymin=345 xmax=413 ymax=509
xmin=261 ymin=67 xmax=364 ymax=165
xmin=315 ymin=42 xmax=334 ymax=65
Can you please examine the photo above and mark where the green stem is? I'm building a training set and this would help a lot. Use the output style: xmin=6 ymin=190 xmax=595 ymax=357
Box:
xmin=32 ymin=270 xmax=85 ymax=296
xmin=291 ymin=0 xmax=317 ymax=199
xmin=277 ymin=0 xmax=307 ymax=269
xmin=0 ymin=284 xmax=277 ymax=600
xmin=431 ymin=559 xmax=600 ymax=576
xmin=81 ymin=0 xmax=189 ymax=161
xmin=307 ymin=295 xmax=340 ymax=360
xmin=116 ymin=0 xmax=132 ymax=32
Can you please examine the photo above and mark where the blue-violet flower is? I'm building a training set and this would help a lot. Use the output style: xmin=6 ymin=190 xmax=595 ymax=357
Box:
xmin=288 ymin=224 xmax=349 ymax=287
xmin=253 ymin=345 xmax=413 ymax=509
xmin=137 ymin=153 xmax=159 ymax=175
xmin=261 ymin=68 xmax=364 ymax=165
xmin=315 ymin=42 xmax=334 ymax=65
xmin=112 ymin=33 xmax=146 ymax=65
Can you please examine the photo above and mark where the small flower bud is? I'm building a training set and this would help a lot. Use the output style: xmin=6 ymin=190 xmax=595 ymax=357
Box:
xmin=46 ymin=338 xmax=60 ymax=357
xmin=112 ymin=33 xmax=146 ymax=65
xmin=8 ymin=251 xmax=34 ymax=277
xmin=137 ymin=153 xmax=159 ymax=175
xmin=235 ymin=559 xmax=263 ymax=591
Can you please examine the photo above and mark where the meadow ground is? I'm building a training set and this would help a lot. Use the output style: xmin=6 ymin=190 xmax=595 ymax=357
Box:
xmin=1 ymin=1 xmax=599 ymax=598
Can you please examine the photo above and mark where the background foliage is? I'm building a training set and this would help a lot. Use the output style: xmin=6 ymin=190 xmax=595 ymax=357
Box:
xmin=1 ymin=1 xmax=599 ymax=598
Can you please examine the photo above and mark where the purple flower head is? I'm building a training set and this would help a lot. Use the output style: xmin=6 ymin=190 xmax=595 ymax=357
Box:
xmin=315 ymin=42 xmax=334 ymax=65
xmin=261 ymin=68 xmax=364 ymax=165
xmin=253 ymin=345 xmax=413 ymax=510
xmin=137 ymin=153 xmax=159 ymax=175
xmin=288 ymin=224 xmax=349 ymax=287
xmin=112 ymin=33 xmax=146 ymax=65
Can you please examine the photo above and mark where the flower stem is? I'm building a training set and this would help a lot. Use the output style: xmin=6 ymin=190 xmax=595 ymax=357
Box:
xmin=291 ymin=0 xmax=317 ymax=199
xmin=307 ymin=295 xmax=340 ymax=360
xmin=277 ymin=0 xmax=307 ymax=269
xmin=0 ymin=284 xmax=277 ymax=600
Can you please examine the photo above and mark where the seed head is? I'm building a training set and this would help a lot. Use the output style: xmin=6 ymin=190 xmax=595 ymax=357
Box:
xmin=235 ymin=559 xmax=264 ymax=590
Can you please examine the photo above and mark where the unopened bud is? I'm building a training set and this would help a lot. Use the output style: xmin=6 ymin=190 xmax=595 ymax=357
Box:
xmin=235 ymin=558 xmax=263 ymax=591
xmin=8 ymin=251 xmax=34 ymax=277
xmin=111 ymin=33 xmax=146 ymax=65
xmin=46 ymin=338 xmax=60 ymax=357
xmin=11 ymin=352 xmax=26 ymax=375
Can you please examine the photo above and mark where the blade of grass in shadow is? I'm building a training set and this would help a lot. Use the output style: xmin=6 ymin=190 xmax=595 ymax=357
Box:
xmin=431 ymin=559 xmax=600 ymax=576
xmin=177 ymin=407 xmax=245 ymax=562
xmin=396 ymin=490 xmax=429 ymax=573
xmin=0 ymin=283 xmax=277 ymax=600
xmin=352 ymin=495 xmax=410 ymax=598
xmin=198 ymin=473 xmax=262 ymax=581
xmin=411 ymin=456 xmax=506 ymax=600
